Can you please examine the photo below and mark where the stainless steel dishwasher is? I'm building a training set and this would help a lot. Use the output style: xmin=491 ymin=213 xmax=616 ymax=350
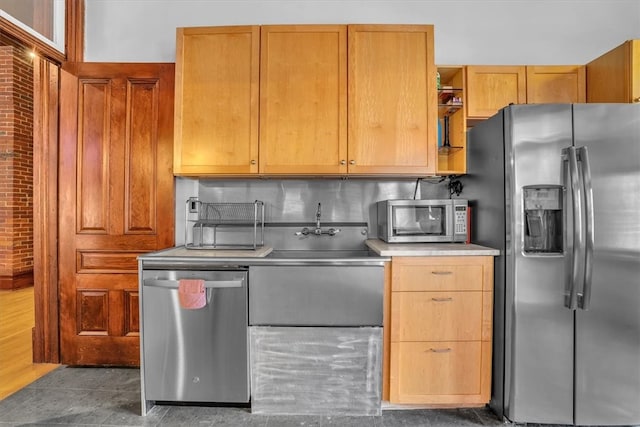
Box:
xmin=139 ymin=268 xmax=249 ymax=414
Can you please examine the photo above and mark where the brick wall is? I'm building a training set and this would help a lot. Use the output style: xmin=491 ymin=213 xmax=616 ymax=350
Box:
xmin=0 ymin=44 xmax=34 ymax=289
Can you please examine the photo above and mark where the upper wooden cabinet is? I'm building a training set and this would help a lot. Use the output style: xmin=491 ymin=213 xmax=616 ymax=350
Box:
xmin=465 ymin=65 xmax=527 ymax=120
xmin=586 ymin=40 xmax=640 ymax=103
xmin=173 ymin=26 xmax=260 ymax=175
xmin=466 ymin=65 xmax=585 ymax=120
xmin=259 ymin=25 xmax=347 ymax=175
xmin=526 ymin=66 xmax=586 ymax=104
xmin=174 ymin=24 xmax=437 ymax=177
xmin=348 ymin=25 xmax=436 ymax=175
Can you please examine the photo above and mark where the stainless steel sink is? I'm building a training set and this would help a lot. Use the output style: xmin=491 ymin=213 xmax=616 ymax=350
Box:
xmin=267 ymin=249 xmax=376 ymax=259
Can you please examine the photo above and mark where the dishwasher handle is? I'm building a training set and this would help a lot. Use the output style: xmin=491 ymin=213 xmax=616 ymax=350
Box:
xmin=143 ymin=278 xmax=244 ymax=289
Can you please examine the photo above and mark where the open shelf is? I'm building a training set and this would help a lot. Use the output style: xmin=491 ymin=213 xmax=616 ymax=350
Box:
xmin=438 ymin=145 xmax=464 ymax=155
xmin=436 ymin=66 xmax=467 ymax=175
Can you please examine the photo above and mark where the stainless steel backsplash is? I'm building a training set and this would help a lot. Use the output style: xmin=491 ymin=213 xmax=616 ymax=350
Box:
xmin=175 ymin=177 xmax=450 ymax=245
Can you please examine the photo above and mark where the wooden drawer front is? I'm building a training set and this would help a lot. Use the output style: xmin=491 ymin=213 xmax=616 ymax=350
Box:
xmin=392 ymin=264 xmax=483 ymax=292
xmin=393 ymin=341 xmax=482 ymax=396
xmin=392 ymin=291 xmax=482 ymax=342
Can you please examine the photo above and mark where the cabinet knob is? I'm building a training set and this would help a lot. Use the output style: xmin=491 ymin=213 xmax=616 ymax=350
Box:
xmin=340 ymin=160 xmax=346 ymax=165
xmin=250 ymin=160 xmax=256 ymax=165
xmin=633 ymin=97 xmax=640 ymax=103
xmin=349 ymin=160 xmax=355 ymax=165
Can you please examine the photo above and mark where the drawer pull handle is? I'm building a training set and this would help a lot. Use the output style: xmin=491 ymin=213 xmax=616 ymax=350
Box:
xmin=428 ymin=348 xmax=452 ymax=353
xmin=431 ymin=297 xmax=453 ymax=302
xmin=431 ymin=271 xmax=453 ymax=275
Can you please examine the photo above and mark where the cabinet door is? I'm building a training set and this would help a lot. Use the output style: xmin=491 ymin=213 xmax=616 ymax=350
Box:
xmin=586 ymin=39 xmax=640 ymax=103
xmin=526 ymin=65 xmax=585 ymax=103
xmin=348 ymin=25 xmax=437 ymax=175
xmin=174 ymin=26 xmax=259 ymax=175
xmin=390 ymin=341 xmax=492 ymax=404
xmin=634 ymin=40 xmax=640 ymax=103
xmin=466 ymin=65 xmax=526 ymax=119
xmin=259 ymin=25 xmax=347 ymax=174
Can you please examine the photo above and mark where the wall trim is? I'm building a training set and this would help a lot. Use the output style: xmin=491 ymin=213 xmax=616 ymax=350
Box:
xmin=65 ymin=0 xmax=84 ymax=62
xmin=0 ymin=15 xmax=64 ymax=64
xmin=0 ymin=270 xmax=34 ymax=290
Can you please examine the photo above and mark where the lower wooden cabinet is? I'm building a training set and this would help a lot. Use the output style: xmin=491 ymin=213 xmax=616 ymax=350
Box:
xmin=388 ymin=256 xmax=494 ymax=406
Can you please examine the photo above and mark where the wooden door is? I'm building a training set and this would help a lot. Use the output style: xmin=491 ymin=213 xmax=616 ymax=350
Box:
xmin=173 ymin=26 xmax=260 ymax=175
xmin=348 ymin=25 xmax=437 ymax=175
xmin=59 ymin=63 xmax=175 ymax=366
xmin=586 ymin=40 xmax=640 ymax=103
xmin=526 ymin=65 xmax=585 ymax=104
xmin=259 ymin=25 xmax=347 ymax=174
xmin=465 ymin=65 xmax=526 ymax=119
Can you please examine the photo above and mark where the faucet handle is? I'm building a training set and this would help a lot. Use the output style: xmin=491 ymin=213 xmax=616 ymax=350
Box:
xmin=295 ymin=227 xmax=310 ymax=236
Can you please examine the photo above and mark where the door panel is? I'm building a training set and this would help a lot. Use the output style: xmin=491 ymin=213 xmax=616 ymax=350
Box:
xmin=573 ymin=104 xmax=640 ymax=425
xmin=259 ymin=25 xmax=347 ymax=174
xmin=59 ymin=63 xmax=175 ymax=366
xmin=77 ymin=79 xmax=110 ymax=233
xmin=526 ymin=66 xmax=585 ymax=104
xmin=348 ymin=25 xmax=436 ymax=175
xmin=173 ymin=26 xmax=259 ymax=175
xmin=465 ymin=66 xmax=526 ymax=119
xmin=505 ymin=105 xmax=574 ymax=424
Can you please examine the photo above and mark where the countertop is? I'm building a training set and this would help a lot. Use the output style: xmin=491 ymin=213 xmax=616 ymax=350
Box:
xmin=138 ymin=245 xmax=390 ymax=268
xmin=365 ymin=239 xmax=500 ymax=256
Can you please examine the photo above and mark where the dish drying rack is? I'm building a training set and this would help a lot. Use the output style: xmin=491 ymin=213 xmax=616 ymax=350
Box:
xmin=184 ymin=198 xmax=265 ymax=250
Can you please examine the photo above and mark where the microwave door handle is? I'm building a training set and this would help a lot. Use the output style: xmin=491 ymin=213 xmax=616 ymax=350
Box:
xmin=445 ymin=203 xmax=453 ymax=239
xmin=577 ymin=146 xmax=594 ymax=310
xmin=563 ymin=147 xmax=582 ymax=310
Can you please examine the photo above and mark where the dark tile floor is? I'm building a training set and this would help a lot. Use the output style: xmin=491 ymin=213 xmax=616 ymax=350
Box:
xmin=0 ymin=366 xmax=508 ymax=426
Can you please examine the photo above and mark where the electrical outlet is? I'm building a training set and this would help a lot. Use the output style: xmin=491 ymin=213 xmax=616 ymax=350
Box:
xmin=188 ymin=197 xmax=199 ymax=213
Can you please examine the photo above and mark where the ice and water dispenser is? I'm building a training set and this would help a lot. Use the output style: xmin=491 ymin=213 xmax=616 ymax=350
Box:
xmin=523 ymin=185 xmax=563 ymax=254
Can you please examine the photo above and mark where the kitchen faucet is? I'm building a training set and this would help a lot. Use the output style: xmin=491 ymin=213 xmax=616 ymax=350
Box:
xmin=316 ymin=203 xmax=322 ymax=232
xmin=295 ymin=202 xmax=341 ymax=237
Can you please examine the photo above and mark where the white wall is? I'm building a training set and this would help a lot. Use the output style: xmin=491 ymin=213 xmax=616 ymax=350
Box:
xmin=85 ymin=0 xmax=640 ymax=64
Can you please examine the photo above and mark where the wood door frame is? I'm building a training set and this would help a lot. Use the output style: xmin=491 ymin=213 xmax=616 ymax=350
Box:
xmin=31 ymin=0 xmax=84 ymax=363
xmin=32 ymin=56 xmax=60 ymax=363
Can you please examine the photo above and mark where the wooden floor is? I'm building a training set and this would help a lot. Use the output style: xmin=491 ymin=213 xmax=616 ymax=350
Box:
xmin=0 ymin=287 xmax=59 ymax=400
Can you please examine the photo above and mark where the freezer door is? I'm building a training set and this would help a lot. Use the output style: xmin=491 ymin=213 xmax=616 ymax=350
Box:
xmin=504 ymin=104 xmax=575 ymax=424
xmin=573 ymin=104 xmax=640 ymax=426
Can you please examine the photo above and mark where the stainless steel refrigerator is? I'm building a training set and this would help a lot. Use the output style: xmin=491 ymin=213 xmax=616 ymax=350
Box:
xmin=463 ymin=104 xmax=640 ymax=426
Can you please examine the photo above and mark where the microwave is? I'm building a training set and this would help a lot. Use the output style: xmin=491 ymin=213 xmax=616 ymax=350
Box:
xmin=377 ymin=199 xmax=468 ymax=243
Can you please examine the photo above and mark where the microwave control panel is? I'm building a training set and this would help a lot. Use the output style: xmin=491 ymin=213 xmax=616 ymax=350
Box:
xmin=454 ymin=206 xmax=467 ymax=235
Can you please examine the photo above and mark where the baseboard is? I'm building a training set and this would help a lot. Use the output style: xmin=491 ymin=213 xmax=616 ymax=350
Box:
xmin=0 ymin=270 xmax=34 ymax=290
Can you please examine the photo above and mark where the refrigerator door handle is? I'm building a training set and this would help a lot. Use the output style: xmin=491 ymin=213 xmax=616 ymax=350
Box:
xmin=577 ymin=146 xmax=594 ymax=310
xmin=563 ymin=146 xmax=583 ymax=310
